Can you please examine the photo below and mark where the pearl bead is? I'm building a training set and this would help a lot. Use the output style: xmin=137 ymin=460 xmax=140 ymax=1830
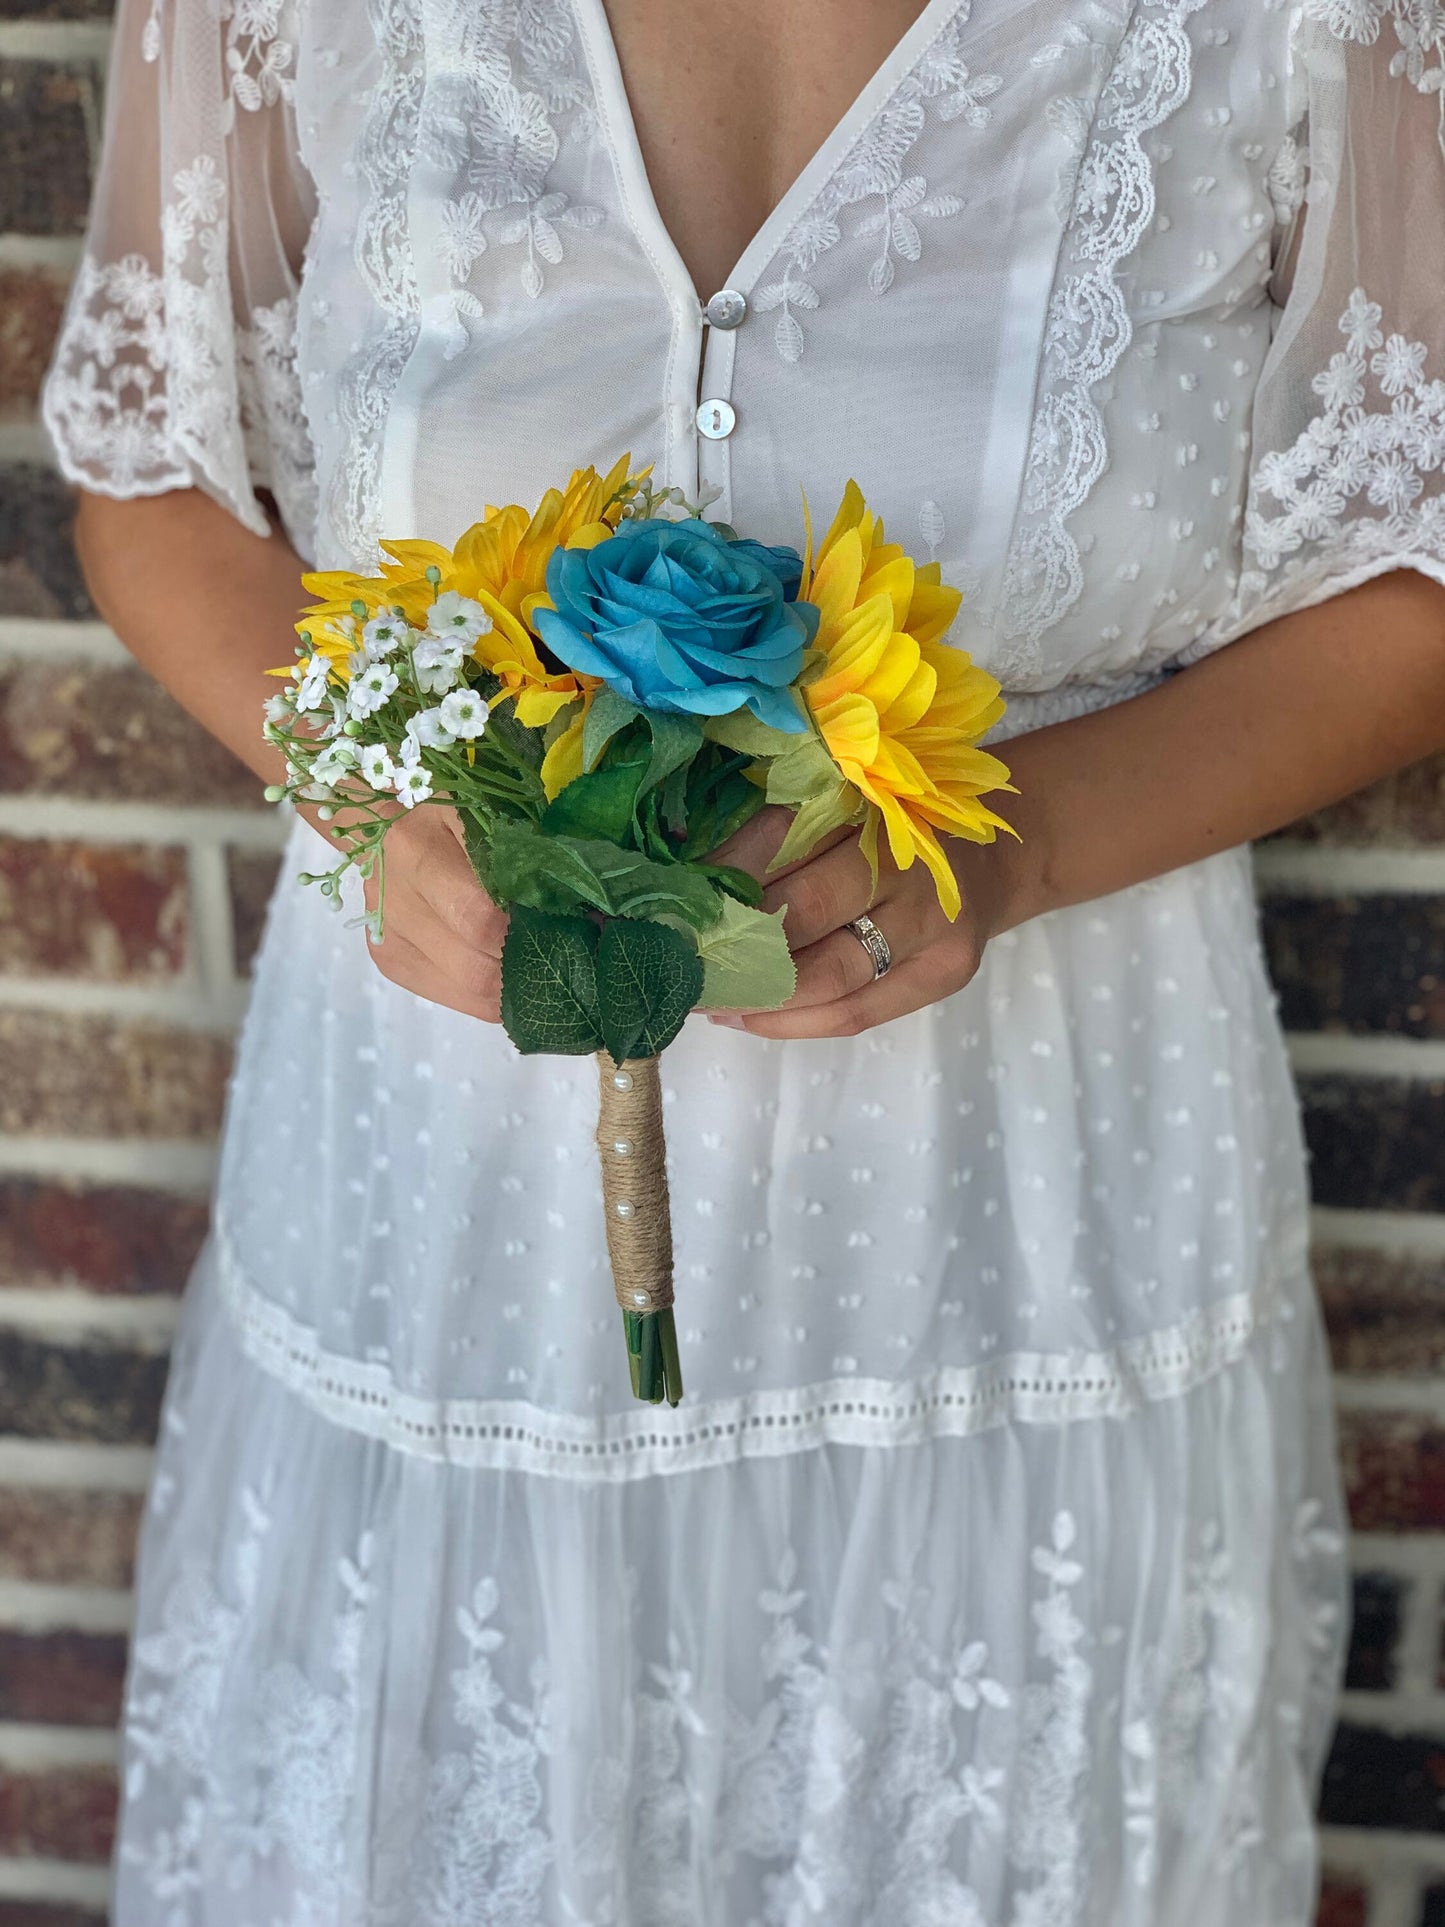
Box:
xmin=614 ymin=1200 xmax=636 ymax=1219
xmin=613 ymin=1138 xmax=633 ymax=1157
xmin=612 ymin=1072 xmax=633 ymax=1092
xmin=631 ymin=1289 xmax=650 ymax=1307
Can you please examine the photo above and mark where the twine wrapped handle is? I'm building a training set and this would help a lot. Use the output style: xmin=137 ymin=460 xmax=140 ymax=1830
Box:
xmin=595 ymin=1051 xmax=683 ymax=1403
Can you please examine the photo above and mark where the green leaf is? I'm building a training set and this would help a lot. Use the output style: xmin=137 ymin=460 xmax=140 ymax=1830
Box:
xmin=659 ymin=760 xmax=690 ymax=838
xmin=690 ymin=896 xmax=797 ymax=1011
xmin=582 ymin=688 xmax=640 ymax=771
xmin=690 ymin=861 xmax=764 ymax=908
xmin=499 ymin=907 xmax=603 ymax=1055
xmin=540 ymin=762 xmax=643 ymax=843
xmin=638 ymin=710 xmax=704 ymax=802
xmin=764 ymin=732 xmax=845 ymax=808
xmin=702 ymin=710 xmax=804 ymax=761
xmin=595 ymin=918 xmax=703 ymax=1061
xmin=770 ymin=784 xmax=863 ymax=871
xmin=486 ymin=821 xmax=724 ymax=929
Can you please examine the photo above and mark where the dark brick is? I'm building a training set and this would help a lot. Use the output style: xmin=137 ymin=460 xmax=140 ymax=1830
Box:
xmin=1318 ymin=1720 xmax=1445 ymax=1832
xmin=1316 ymin=1878 xmax=1368 ymax=1927
xmin=1301 ymin=1076 xmax=1445 ymax=1215
xmin=0 ymin=835 xmax=188 ymax=979
xmin=0 ymin=465 xmax=91 ymax=618
xmin=1345 ymin=1570 xmax=1405 ymax=1691
xmin=0 ymin=1909 xmax=107 ymax=1927
xmin=0 ymin=1486 xmax=141 ymax=1586
xmin=0 ymin=1329 xmax=166 ymax=1443
xmin=227 ymin=845 xmax=282 ymax=975
xmin=0 ymin=652 xmax=264 ymax=804
xmin=1317 ymin=1247 xmax=1445 ymax=1376
xmin=0 ymin=60 xmax=96 ymax=237
xmin=1265 ymin=895 xmax=1445 ymax=1039
xmin=0 ymin=0 xmax=111 ymax=14
xmin=0 ymin=1010 xmax=232 ymax=1138
xmin=0 ymin=1765 xmax=116 ymax=1862
xmin=0 ymin=1176 xmax=206 ymax=1293
xmin=1280 ymin=754 xmax=1445 ymax=848
xmin=0 ymin=264 xmax=68 ymax=415
xmin=1339 ymin=1413 xmax=1445 ymax=1533
xmin=0 ymin=1630 xmax=125 ymax=1726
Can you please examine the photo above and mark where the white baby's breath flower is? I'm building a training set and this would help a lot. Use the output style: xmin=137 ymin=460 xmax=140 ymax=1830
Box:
xmin=362 ymin=612 xmax=409 ymax=659
xmin=396 ymin=761 xmax=434 ymax=808
xmin=406 ymin=705 xmax=457 ymax=751
xmin=310 ymin=741 xmax=358 ymax=787
xmin=263 ymin=692 xmax=292 ymax=724
xmin=426 ymin=590 xmax=492 ymax=647
xmin=359 ymin=743 xmax=396 ymax=790
xmin=438 ymin=688 xmax=490 ymax=739
xmin=348 ymin=662 xmax=400 ymax=719
xmin=412 ymin=636 xmax=466 ymax=695
xmin=294 ymin=653 xmax=333 ymax=712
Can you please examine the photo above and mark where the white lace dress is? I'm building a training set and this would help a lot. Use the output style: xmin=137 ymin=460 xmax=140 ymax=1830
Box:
xmin=42 ymin=1 xmax=1445 ymax=1920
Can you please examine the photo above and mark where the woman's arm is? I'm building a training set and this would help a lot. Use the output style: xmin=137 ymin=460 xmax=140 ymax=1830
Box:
xmin=720 ymin=568 xmax=1445 ymax=1038
xmin=76 ymin=488 xmax=510 ymax=1019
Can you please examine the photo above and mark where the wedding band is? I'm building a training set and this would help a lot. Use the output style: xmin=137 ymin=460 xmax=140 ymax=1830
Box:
xmin=845 ymin=913 xmax=892 ymax=981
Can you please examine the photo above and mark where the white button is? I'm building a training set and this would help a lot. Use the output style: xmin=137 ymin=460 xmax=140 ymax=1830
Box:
xmin=706 ymin=288 xmax=747 ymax=330
xmin=696 ymin=398 xmax=736 ymax=440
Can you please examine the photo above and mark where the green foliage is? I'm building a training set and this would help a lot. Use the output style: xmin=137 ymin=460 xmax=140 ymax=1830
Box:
xmin=595 ymin=919 xmax=703 ymax=1061
xmin=582 ymin=688 xmax=640 ymax=771
xmin=485 ymin=821 xmax=724 ymax=929
xmin=499 ymin=908 xmax=603 ymax=1055
xmin=637 ymin=711 xmax=704 ymax=803
xmin=690 ymin=896 xmax=796 ymax=1011
xmin=540 ymin=759 xmax=644 ymax=843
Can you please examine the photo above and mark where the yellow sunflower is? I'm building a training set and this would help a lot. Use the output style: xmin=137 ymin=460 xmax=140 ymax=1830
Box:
xmin=289 ymin=457 xmax=645 ymax=727
xmin=801 ymin=482 xmax=1015 ymax=920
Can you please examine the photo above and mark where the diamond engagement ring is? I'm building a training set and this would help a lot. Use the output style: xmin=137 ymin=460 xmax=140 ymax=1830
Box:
xmin=845 ymin=914 xmax=892 ymax=981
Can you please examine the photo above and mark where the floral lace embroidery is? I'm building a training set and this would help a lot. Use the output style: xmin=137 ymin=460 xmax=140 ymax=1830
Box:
xmin=43 ymin=157 xmax=313 ymax=547
xmin=327 ymin=0 xmax=424 ymax=567
xmin=1241 ymin=286 xmax=1445 ymax=604
xmin=121 ymin=1463 xmax=376 ymax=1912
xmin=141 ymin=0 xmax=297 ymax=126
xmin=1305 ymin=0 xmax=1445 ymax=154
xmin=998 ymin=0 xmax=1208 ymax=672
xmin=753 ymin=7 xmax=996 ymax=364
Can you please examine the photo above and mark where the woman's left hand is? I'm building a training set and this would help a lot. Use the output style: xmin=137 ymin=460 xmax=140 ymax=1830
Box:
xmin=709 ymin=806 xmax=1015 ymax=1039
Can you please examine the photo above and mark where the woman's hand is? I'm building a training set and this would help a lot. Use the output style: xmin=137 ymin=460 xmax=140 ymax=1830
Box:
xmin=353 ymin=804 xmax=509 ymax=1022
xmin=709 ymin=807 xmax=1016 ymax=1039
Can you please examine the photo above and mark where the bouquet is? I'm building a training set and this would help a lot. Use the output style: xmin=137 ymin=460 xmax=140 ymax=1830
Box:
xmin=264 ymin=456 xmax=1014 ymax=1405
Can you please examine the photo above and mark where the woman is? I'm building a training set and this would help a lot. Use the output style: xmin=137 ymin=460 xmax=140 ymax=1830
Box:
xmin=44 ymin=0 xmax=1445 ymax=1919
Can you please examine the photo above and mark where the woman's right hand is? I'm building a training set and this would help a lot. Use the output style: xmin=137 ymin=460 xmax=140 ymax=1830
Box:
xmin=346 ymin=804 xmax=508 ymax=1021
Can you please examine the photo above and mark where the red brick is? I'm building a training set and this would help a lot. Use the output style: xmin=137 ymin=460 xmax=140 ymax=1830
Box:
xmin=0 ymin=834 xmax=188 ymax=980
xmin=0 ymin=1765 xmax=116 ymax=1863
xmin=0 ymin=1487 xmax=142 ymax=1587
xmin=0 ymin=1630 xmax=126 ymax=1726
xmin=0 ymin=1176 xmax=206 ymax=1293
xmin=1280 ymin=753 xmax=1445 ymax=848
xmin=0 ymin=655 xmax=264 ymax=806
xmin=0 ymin=1010 xmax=231 ymax=1137
xmin=0 ymin=264 xmax=67 ymax=415
xmin=1317 ymin=1247 xmax=1445 ymax=1376
xmin=1315 ymin=1877 xmax=1367 ymax=1927
xmin=1339 ymin=1412 xmax=1445 ymax=1532
xmin=227 ymin=845 xmax=282 ymax=975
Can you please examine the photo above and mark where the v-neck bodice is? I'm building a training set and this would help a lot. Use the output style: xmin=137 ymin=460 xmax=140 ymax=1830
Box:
xmin=574 ymin=0 xmax=960 ymax=315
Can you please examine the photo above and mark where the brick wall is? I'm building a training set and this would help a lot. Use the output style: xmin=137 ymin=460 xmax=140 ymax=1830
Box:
xmin=2 ymin=7 xmax=1445 ymax=1924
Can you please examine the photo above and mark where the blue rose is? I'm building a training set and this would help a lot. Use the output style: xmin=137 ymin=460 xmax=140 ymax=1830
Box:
xmin=534 ymin=518 xmax=816 ymax=733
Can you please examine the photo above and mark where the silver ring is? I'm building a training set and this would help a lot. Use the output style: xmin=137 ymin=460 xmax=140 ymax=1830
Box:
xmin=845 ymin=913 xmax=892 ymax=981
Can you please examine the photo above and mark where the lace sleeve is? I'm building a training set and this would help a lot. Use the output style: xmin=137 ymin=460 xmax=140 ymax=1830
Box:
xmin=1187 ymin=2 xmax=1445 ymax=658
xmin=40 ymin=0 xmax=318 ymax=551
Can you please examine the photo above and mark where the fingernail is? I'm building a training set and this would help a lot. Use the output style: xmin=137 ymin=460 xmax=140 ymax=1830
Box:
xmin=708 ymin=1014 xmax=747 ymax=1029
